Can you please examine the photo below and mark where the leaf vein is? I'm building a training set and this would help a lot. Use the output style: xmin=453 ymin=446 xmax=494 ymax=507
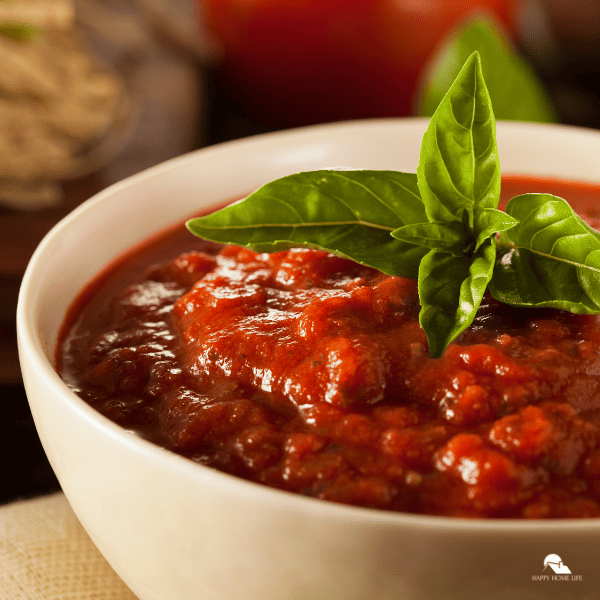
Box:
xmin=193 ymin=220 xmax=396 ymax=232
xmin=518 ymin=246 xmax=600 ymax=273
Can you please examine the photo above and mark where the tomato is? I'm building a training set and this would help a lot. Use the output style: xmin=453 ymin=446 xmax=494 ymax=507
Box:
xmin=201 ymin=0 xmax=521 ymax=128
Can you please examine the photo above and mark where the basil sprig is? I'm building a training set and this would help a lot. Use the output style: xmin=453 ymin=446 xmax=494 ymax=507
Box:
xmin=394 ymin=53 xmax=517 ymax=355
xmin=188 ymin=52 xmax=600 ymax=358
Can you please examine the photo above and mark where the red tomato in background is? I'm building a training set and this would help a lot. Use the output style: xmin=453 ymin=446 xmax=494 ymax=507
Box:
xmin=201 ymin=0 xmax=521 ymax=128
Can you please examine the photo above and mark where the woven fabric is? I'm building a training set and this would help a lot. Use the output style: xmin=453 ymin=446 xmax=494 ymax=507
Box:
xmin=0 ymin=492 xmax=139 ymax=600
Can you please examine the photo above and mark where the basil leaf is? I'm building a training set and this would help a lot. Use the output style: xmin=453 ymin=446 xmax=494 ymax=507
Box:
xmin=0 ymin=23 xmax=38 ymax=42
xmin=473 ymin=206 xmax=519 ymax=250
xmin=490 ymin=193 xmax=600 ymax=312
xmin=417 ymin=52 xmax=501 ymax=228
xmin=418 ymin=238 xmax=496 ymax=358
xmin=187 ymin=170 xmax=429 ymax=278
xmin=418 ymin=17 xmax=556 ymax=123
xmin=391 ymin=221 xmax=465 ymax=256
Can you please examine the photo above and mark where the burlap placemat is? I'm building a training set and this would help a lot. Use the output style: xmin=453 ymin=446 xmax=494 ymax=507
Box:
xmin=0 ymin=492 xmax=139 ymax=599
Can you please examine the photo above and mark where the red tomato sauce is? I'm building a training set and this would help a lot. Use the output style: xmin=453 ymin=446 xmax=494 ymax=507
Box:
xmin=57 ymin=176 xmax=600 ymax=518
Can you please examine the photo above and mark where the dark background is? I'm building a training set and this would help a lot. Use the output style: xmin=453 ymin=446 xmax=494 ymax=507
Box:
xmin=0 ymin=73 xmax=272 ymax=505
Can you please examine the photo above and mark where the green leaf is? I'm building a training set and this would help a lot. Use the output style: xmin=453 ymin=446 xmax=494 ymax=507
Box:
xmin=187 ymin=170 xmax=429 ymax=278
xmin=473 ymin=206 xmax=519 ymax=250
xmin=417 ymin=52 xmax=501 ymax=228
xmin=391 ymin=220 xmax=466 ymax=256
xmin=418 ymin=16 xmax=556 ymax=123
xmin=419 ymin=238 xmax=496 ymax=358
xmin=490 ymin=193 xmax=600 ymax=312
xmin=0 ymin=22 xmax=38 ymax=42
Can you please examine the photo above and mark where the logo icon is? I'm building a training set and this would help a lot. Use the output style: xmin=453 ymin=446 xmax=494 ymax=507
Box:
xmin=543 ymin=554 xmax=572 ymax=575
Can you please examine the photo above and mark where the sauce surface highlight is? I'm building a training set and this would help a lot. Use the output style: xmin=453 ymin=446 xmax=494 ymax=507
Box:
xmin=57 ymin=176 xmax=600 ymax=518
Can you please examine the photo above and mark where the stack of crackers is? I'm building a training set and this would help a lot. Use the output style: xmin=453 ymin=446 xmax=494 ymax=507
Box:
xmin=0 ymin=0 xmax=131 ymax=208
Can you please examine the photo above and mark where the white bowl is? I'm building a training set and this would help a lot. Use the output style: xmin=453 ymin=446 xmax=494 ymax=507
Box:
xmin=17 ymin=119 xmax=600 ymax=600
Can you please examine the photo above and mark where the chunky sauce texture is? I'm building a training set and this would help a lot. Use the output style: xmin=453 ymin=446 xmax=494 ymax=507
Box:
xmin=57 ymin=176 xmax=600 ymax=518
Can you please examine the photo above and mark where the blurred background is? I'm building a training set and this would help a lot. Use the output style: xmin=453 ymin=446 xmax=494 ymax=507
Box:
xmin=3 ymin=0 xmax=600 ymax=503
